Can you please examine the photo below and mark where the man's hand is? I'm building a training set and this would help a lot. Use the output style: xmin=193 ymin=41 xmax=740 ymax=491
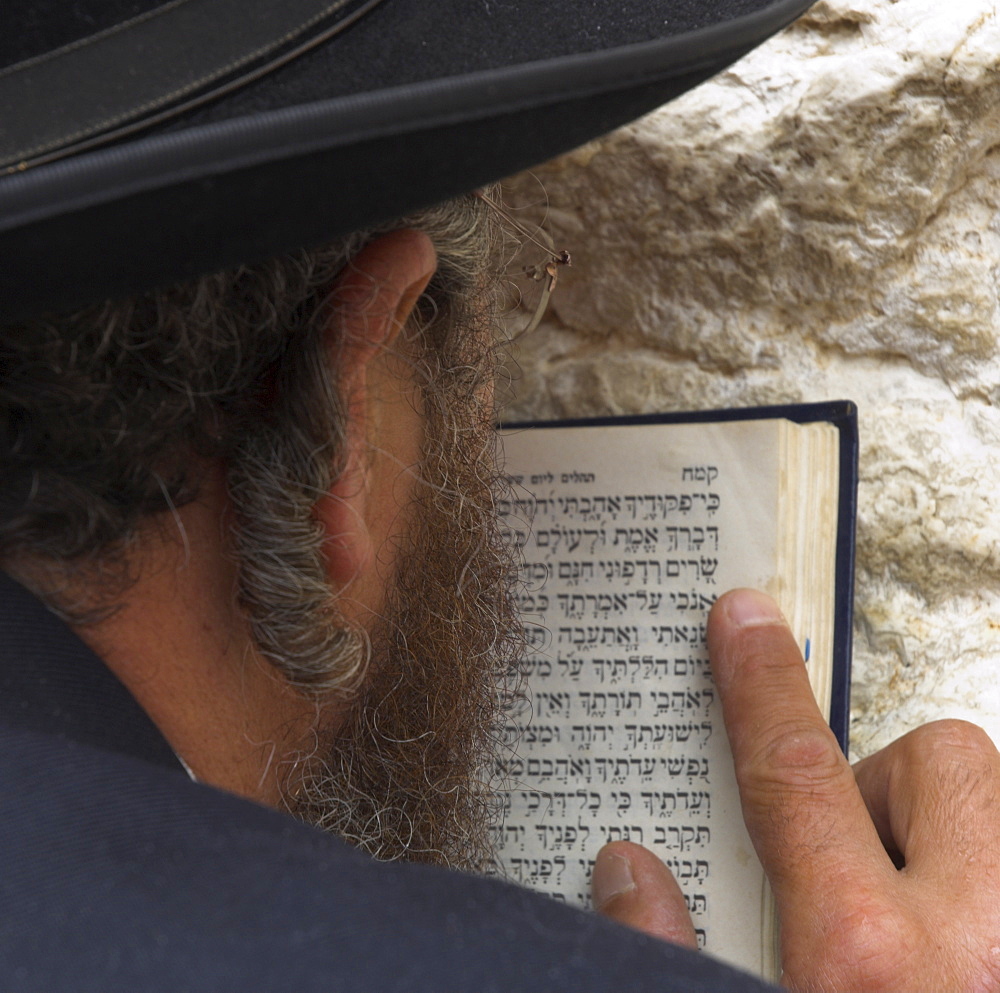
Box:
xmin=594 ymin=588 xmax=1000 ymax=991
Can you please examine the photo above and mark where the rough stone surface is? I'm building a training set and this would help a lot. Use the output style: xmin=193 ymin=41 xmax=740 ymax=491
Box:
xmin=499 ymin=0 xmax=1000 ymax=756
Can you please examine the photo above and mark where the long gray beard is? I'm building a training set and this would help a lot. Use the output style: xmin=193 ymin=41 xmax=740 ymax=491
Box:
xmin=288 ymin=390 xmax=524 ymax=870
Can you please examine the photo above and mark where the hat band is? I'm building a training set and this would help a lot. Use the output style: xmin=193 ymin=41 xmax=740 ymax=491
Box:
xmin=0 ymin=0 xmax=385 ymax=173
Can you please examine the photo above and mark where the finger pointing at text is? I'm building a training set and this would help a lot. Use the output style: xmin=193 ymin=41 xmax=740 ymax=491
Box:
xmin=707 ymin=588 xmax=1000 ymax=992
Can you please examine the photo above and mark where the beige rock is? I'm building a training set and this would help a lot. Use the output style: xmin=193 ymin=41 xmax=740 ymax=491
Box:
xmin=500 ymin=0 xmax=1000 ymax=754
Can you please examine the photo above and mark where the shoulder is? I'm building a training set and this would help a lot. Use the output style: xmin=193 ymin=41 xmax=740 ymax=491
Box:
xmin=0 ymin=725 xmax=769 ymax=993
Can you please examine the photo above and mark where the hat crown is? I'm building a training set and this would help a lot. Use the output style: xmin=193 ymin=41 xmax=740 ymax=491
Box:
xmin=4 ymin=1 xmax=157 ymax=69
xmin=1 ymin=0 xmax=377 ymax=171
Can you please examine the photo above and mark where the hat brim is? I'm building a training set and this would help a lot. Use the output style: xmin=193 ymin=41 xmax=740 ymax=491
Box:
xmin=0 ymin=0 xmax=812 ymax=321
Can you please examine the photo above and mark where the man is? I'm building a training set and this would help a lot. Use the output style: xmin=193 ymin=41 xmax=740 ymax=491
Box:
xmin=2 ymin=1 xmax=999 ymax=990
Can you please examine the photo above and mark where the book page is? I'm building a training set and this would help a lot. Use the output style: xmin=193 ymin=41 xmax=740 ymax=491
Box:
xmin=493 ymin=419 xmax=792 ymax=977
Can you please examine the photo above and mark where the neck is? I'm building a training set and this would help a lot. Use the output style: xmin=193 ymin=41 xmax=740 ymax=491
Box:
xmin=18 ymin=469 xmax=336 ymax=808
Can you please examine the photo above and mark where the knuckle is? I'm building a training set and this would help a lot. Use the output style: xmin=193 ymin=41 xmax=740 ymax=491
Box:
xmin=911 ymin=718 xmax=997 ymax=759
xmin=789 ymin=900 xmax=916 ymax=993
xmin=895 ymin=720 xmax=1000 ymax=840
xmin=900 ymin=720 xmax=1000 ymax=796
xmin=747 ymin=721 xmax=845 ymax=792
xmin=739 ymin=722 xmax=853 ymax=839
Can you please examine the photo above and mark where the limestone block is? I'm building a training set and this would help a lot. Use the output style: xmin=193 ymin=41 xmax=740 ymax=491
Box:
xmin=500 ymin=0 xmax=1000 ymax=755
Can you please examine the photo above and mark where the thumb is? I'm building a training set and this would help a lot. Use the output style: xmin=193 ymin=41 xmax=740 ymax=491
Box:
xmin=592 ymin=842 xmax=698 ymax=949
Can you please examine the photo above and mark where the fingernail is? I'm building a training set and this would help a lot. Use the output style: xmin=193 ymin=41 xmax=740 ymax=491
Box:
xmin=722 ymin=588 xmax=786 ymax=629
xmin=592 ymin=853 xmax=635 ymax=910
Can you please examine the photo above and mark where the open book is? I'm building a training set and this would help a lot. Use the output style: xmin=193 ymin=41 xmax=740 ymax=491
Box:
xmin=492 ymin=402 xmax=857 ymax=981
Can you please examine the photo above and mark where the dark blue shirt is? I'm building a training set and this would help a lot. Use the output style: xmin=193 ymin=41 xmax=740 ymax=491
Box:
xmin=0 ymin=572 xmax=775 ymax=992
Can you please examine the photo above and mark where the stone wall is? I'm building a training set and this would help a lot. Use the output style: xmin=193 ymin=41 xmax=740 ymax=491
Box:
xmin=499 ymin=0 xmax=1000 ymax=756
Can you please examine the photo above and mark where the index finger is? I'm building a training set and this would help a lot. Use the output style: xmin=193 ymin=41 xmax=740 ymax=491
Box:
xmin=706 ymin=589 xmax=893 ymax=919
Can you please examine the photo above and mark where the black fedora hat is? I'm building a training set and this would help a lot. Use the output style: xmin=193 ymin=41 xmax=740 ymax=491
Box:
xmin=0 ymin=0 xmax=812 ymax=322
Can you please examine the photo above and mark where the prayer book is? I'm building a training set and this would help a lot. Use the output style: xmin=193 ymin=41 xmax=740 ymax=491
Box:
xmin=492 ymin=401 xmax=857 ymax=982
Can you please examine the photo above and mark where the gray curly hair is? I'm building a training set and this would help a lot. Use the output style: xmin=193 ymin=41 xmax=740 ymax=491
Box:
xmin=1 ymin=193 xmax=504 ymax=696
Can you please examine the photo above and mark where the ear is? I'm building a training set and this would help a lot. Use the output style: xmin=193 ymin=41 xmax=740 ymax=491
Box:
xmin=312 ymin=229 xmax=437 ymax=590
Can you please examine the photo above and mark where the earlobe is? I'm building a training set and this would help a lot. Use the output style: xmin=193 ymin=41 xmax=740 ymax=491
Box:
xmin=313 ymin=464 xmax=376 ymax=589
xmin=311 ymin=229 xmax=437 ymax=591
